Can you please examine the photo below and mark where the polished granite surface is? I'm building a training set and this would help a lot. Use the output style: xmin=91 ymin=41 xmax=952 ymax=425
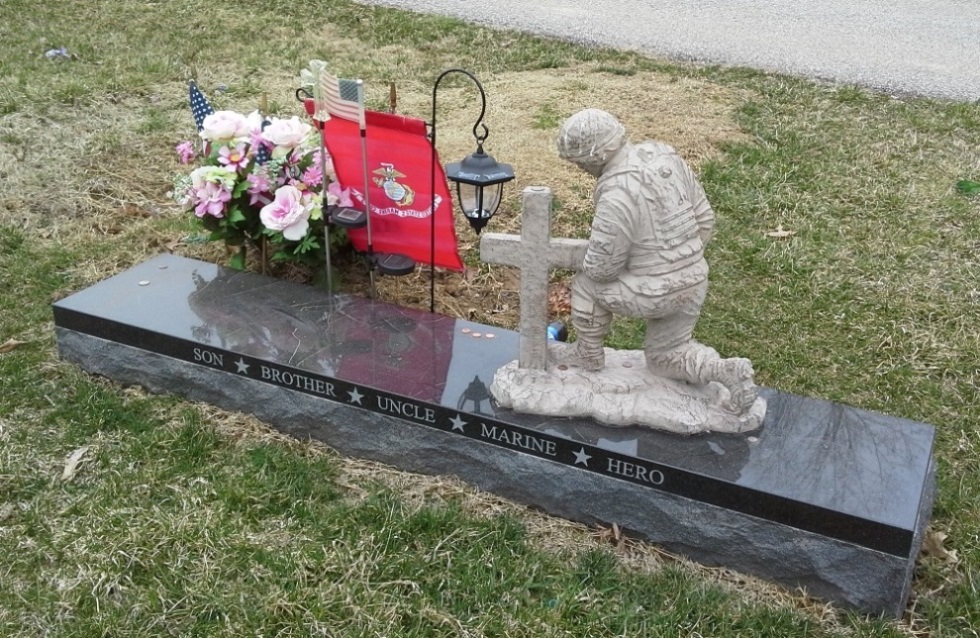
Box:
xmin=54 ymin=254 xmax=936 ymax=555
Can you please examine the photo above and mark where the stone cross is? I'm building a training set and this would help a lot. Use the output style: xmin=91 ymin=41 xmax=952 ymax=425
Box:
xmin=480 ymin=186 xmax=588 ymax=370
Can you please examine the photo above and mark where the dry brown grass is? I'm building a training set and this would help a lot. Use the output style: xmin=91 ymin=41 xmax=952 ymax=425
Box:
xmin=369 ymin=65 xmax=750 ymax=324
xmin=0 ymin=63 xmax=747 ymax=319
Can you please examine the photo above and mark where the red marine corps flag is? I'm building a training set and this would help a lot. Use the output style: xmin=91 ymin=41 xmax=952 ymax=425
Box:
xmin=306 ymin=65 xmax=464 ymax=271
xmin=324 ymin=111 xmax=464 ymax=271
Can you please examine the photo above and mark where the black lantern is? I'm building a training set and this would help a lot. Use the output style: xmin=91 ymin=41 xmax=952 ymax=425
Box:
xmin=429 ymin=68 xmax=515 ymax=311
xmin=445 ymin=142 xmax=515 ymax=233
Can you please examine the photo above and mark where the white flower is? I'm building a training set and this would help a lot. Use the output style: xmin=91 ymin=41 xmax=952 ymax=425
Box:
xmin=200 ymin=110 xmax=251 ymax=142
xmin=299 ymin=60 xmax=327 ymax=88
xmin=245 ymin=110 xmax=264 ymax=135
xmin=262 ymin=116 xmax=312 ymax=151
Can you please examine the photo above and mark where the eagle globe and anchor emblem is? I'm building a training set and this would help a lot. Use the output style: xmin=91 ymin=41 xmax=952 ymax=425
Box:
xmin=373 ymin=163 xmax=415 ymax=207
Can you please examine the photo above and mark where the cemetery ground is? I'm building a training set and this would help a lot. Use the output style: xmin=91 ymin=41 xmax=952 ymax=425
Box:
xmin=1 ymin=0 xmax=978 ymax=635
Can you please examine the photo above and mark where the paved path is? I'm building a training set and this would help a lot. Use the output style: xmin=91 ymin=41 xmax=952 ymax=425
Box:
xmin=356 ymin=0 xmax=980 ymax=102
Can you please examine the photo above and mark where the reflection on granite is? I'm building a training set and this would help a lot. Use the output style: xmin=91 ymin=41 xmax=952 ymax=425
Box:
xmin=188 ymin=268 xmax=455 ymax=402
xmin=54 ymin=254 xmax=935 ymax=534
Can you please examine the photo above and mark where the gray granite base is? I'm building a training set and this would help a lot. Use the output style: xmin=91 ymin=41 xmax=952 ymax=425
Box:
xmin=52 ymin=255 xmax=937 ymax=617
xmin=56 ymin=329 xmax=933 ymax=617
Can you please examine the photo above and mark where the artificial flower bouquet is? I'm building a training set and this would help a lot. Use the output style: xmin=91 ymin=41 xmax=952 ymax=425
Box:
xmin=173 ymin=109 xmax=353 ymax=272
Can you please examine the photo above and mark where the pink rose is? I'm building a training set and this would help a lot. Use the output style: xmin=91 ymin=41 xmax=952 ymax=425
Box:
xmin=260 ymin=186 xmax=311 ymax=241
xmin=262 ymin=116 xmax=311 ymax=150
xmin=200 ymin=110 xmax=250 ymax=142
xmin=311 ymin=149 xmax=335 ymax=180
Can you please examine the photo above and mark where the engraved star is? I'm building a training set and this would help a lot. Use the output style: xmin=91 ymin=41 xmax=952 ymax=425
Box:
xmin=450 ymin=414 xmax=468 ymax=432
xmin=348 ymin=387 xmax=364 ymax=405
xmin=234 ymin=358 xmax=250 ymax=374
xmin=572 ymin=448 xmax=592 ymax=467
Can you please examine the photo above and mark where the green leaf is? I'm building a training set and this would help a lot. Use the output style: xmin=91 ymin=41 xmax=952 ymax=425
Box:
xmin=228 ymin=251 xmax=246 ymax=270
xmin=296 ymin=235 xmax=320 ymax=254
xmin=229 ymin=206 xmax=247 ymax=224
xmin=955 ymin=179 xmax=980 ymax=195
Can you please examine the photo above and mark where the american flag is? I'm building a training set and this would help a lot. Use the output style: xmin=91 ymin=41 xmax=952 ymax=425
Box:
xmin=255 ymin=119 xmax=271 ymax=165
xmin=189 ymin=81 xmax=214 ymax=131
xmin=314 ymin=69 xmax=362 ymax=123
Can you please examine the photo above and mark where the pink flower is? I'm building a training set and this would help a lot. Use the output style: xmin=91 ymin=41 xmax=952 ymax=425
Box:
xmin=217 ymin=143 xmax=250 ymax=171
xmin=288 ymin=177 xmax=306 ymax=191
xmin=312 ymin=149 xmax=335 ymax=180
xmin=260 ymin=185 xmax=311 ymax=241
xmin=175 ymin=141 xmax=196 ymax=164
xmin=247 ymin=172 xmax=272 ymax=206
xmin=302 ymin=164 xmax=322 ymax=189
xmin=192 ymin=181 xmax=232 ymax=218
xmin=249 ymin=130 xmax=270 ymax=157
xmin=326 ymin=181 xmax=354 ymax=208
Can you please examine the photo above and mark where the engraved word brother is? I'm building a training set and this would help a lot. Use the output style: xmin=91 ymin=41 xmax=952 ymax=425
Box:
xmin=259 ymin=365 xmax=337 ymax=398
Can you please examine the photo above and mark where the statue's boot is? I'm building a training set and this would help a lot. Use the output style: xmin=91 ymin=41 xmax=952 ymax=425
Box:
xmin=548 ymin=282 xmax=613 ymax=372
xmin=548 ymin=339 xmax=605 ymax=371
xmin=647 ymin=343 xmax=758 ymax=413
xmin=548 ymin=307 xmax=609 ymax=371
xmin=706 ymin=357 xmax=758 ymax=413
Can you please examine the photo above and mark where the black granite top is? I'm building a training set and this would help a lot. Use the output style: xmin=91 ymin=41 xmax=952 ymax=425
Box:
xmin=54 ymin=254 xmax=936 ymax=557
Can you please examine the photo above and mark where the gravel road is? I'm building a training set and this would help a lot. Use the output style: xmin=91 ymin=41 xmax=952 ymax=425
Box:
xmin=356 ymin=0 xmax=980 ymax=101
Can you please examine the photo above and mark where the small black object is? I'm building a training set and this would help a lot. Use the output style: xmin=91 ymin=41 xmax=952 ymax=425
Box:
xmin=373 ymin=253 xmax=415 ymax=276
xmin=327 ymin=206 xmax=368 ymax=229
xmin=295 ymin=87 xmax=313 ymax=103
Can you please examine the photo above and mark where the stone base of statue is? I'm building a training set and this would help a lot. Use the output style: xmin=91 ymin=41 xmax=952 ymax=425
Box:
xmin=491 ymin=348 xmax=766 ymax=434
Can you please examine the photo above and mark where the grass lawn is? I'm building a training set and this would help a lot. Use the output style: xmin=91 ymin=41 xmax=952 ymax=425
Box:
xmin=1 ymin=0 xmax=979 ymax=635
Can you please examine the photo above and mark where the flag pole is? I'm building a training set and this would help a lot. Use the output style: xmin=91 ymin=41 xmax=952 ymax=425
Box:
xmin=356 ymin=80 xmax=377 ymax=299
xmin=312 ymin=69 xmax=334 ymax=294
xmin=258 ymin=92 xmax=269 ymax=276
xmin=320 ymin=127 xmax=333 ymax=294
xmin=429 ymin=101 xmax=437 ymax=313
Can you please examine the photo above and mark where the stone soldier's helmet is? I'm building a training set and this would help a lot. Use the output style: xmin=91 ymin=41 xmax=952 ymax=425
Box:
xmin=556 ymin=108 xmax=626 ymax=171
